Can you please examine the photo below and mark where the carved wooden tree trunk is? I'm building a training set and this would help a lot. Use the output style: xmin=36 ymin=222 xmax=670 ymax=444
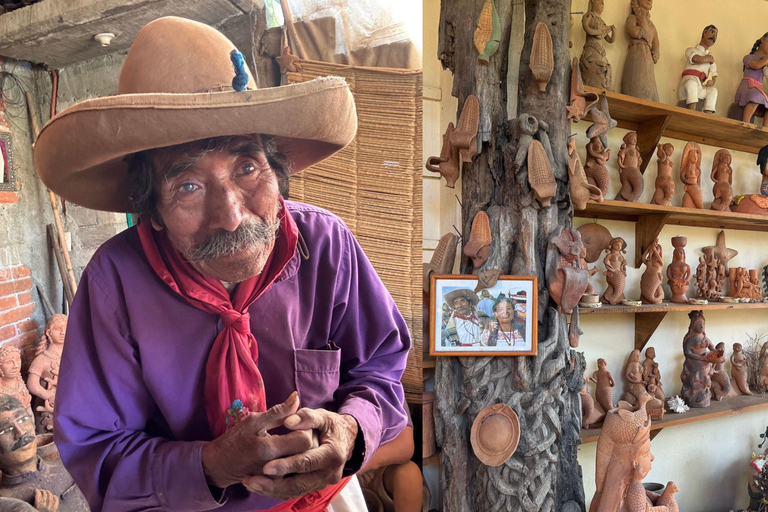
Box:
xmin=433 ymin=1 xmax=586 ymax=511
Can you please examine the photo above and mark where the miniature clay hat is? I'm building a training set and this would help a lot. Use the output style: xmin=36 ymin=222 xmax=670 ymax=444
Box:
xmin=444 ymin=288 xmax=480 ymax=307
xmin=33 ymin=16 xmax=357 ymax=213
xmin=470 ymin=403 xmax=520 ymax=467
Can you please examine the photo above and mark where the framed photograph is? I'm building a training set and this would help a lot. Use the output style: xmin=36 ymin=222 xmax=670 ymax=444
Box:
xmin=429 ymin=274 xmax=538 ymax=356
xmin=0 ymin=131 xmax=14 ymax=190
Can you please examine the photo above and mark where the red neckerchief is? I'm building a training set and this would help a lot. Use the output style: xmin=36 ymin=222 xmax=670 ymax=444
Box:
xmin=453 ymin=312 xmax=478 ymax=324
xmin=138 ymin=197 xmax=350 ymax=511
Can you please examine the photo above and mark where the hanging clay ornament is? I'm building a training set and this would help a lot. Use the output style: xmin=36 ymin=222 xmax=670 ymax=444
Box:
xmin=423 ymin=232 xmax=459 ymax=292
xmin=451 ymin=95 xmax=480 ymax=163
xmin=530 ymin=22 xmax=554 ymax=93
xmin=464 ymin=211 xmax=492 ymax=268
xmin=568 ymin=136 xmax=603 ymax=210
xmin=475 ymin=268 xmax=502 ymax=292
xmin=527 ymin=139 xmax=557 ymax=207
xmin=470 ymin=403 xmax=520 ymax=467
xmin=567 ymin=57 xmax=599 ymax=122
xmin=569 ymin=305 xmax=583 ymax=347
xmin=577 ymin=223 xmax=612 ymax=263
xmin=474 ymin=0 xmax=501 ymax=65
xmin=425 ymin=122 xmax=460 ymax=188
xmin=546 ymin=227 xmax=590 ymax=314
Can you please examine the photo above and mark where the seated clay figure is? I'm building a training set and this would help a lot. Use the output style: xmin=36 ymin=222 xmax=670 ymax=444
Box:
xmin=641 ymin=348 xmax=665 ymax=402
xmin=27 ymin=315 xmax=66 ymax=433
xmin=0 ymin=346 xmax=32 ymax=418
xmin=681 ymin=310 xmax=722 ymax=407
xmin=0 ymin=396 xmax=88 ymax=511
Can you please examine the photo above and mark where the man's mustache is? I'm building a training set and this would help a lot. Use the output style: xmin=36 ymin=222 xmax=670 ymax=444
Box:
xmin=187 ymin=216 xmax=281 ymax=262
xmin=12 ymin=434 xmax=34 ymax=452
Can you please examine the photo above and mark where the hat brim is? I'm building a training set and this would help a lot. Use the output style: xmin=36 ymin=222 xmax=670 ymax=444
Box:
xmin=34 ymin=77 xmax=357 ymax=212
xmin=444 ymin=289 xmax=479 ymax=307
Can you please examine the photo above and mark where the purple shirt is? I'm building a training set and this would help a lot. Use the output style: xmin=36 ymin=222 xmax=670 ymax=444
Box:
xmin=53 ymin=202 xmax=410 ymax=511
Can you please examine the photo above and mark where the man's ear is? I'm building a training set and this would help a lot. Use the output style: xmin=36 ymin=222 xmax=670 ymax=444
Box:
xmin=151 ymin=219 xmax=163 ymax=231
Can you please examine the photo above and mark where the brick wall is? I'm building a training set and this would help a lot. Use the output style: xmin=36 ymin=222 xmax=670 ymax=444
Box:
xmin=0 ymin=264 xmax=37 ymax=366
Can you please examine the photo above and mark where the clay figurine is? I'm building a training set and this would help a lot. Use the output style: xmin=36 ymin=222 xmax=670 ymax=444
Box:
xmin=761 ymin=349 xmax=768 ymax=391
xmin=680 ymin=141 xmax=703 ymax=209
xmin=695 ymin=246 xmax=725 ymax=301
xmin=579 ymin=0 xmax=616 ymax=90
xmin=651 ymin=143 xmax=675 ymax=206
xmin=582 ymin=371 xmax=605 ymax=429
xmin=585 ymin=137 xmax=611 ymax=197
xmin=530 ymin=22 xmax=554 ymax=92
xmin=711 ymin=341 xmax=732 ymax=401
xmin=592 ymin=358 xmax=615 ymax=413
xmin=474 ymin=0 xmax=501 ymax=65
xmin=425 ymin=122 xmax=460 ymax=187
xmin=709 ymin=230 xmax=738 ymax=278
xmin=667 ymin=236 xmax=691 ymax=303
xmin=641 ymin=347 xmax=665 ymax=402
xmin=710 ymin=149 xmax=733 ymax=212
xmin=423 ymin=233 xmax=459 ymax=293
xmin=640 ymin=238 xmax=664 ymax=304
xmin=586 ymin=93 xmax=618 ymax=148
xmin=527 ymin=139 xmax=557 ymax=207
xmin=275 ymin=46 xmax=300 ymax=74
xmin=657 ymin=482 xmax=680 ymax=512
xmin=27 ymin=315 xmax=66 ymax=434
xmin=580 ymin=246 xmax=599 ymax=295
xmin=734 ymin=32 xmax=768 ymax=124
xmin=732 ymin=144 xmax=768 ymax=215
xmin=622 ymin=349 xmax=664 ymax=420
xmin=730 ymin=343 xmax=753 ymax=396
xmin=568 ymin=58 xmax=600 ymax=122
xmin=451 ymin=95 xmax=480 ymax=164
xmin=464 ymin=211 xmax=491 ymax=269
xmin=601 ymin=237 xmax=627 ymax=305
xmin=0 ymin=346 xmax=31 ymax=417
xmin=620 ymin=0 xmax=660 ymax=102
xmin=729 ymin=267 xmax=757 ymax=300
xmin=568 ymin=136 xmax=603 ymax=210
xmin=546 ymin=227 xmax=590 ymax=314
xmin=680 ymin=310 xmax=722 ymax=407
xmin=678 ymin=26 xmax=718 ymax=112
xmin=615 ymin=132 xmax=644 ymax=202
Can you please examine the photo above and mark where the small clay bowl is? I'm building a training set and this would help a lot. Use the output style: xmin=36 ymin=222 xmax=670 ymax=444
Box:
xmin=581 ymin=294 xmax=600 ymax=304
xmin=470 ymin=403 xmax=520 ymax=467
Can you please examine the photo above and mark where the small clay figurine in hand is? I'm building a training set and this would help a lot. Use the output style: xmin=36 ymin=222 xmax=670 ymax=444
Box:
xmin=735 ymin=32 xmax=768 ymax=124
xmin=710 ymin=149 xmax=734 ymax=212
xmin=667 ymin=236 xmax=691 ymax=303
xmin=680 ymin=141 xmax=703 ymax=209
xmin=651 ymin=143 xmax=675 ymax=206
xmin=640 ymin=238 xmax=664 ymax=304
xmin=592 ymin=358 xmax=615 ymax=413
xmin=585 ymin=137 xmax=611 ymax=197
xmin=620 ymin=0 xmax=660 ymax=101
xmin=615 ymin=132 xmax=644 ymax=202
xmin=601 ymin=237 xmax=627 ymax=305
xmin=580 ymin=0 xmax=616 ymax=90
xmin=731 ymin=343 xmax=753 ymax=396
xmin=679 ymin=26 xmax=719 ymax=112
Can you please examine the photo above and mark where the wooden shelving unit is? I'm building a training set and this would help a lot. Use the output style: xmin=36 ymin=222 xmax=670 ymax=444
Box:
xmin=580 ymin=394 xmax=768 ymax=444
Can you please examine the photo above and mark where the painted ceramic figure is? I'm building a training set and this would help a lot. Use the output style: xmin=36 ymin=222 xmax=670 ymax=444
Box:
xmin=651 ymin=143 xmax=675 ymax=206
xmin=710 ymin=149 xmax=733 ymax=212
xmin=27 ymin=315 xmax=66 ymax=433
xmin=735 ymin=32 xmax=768 ymax=123
xmin=730 ymin=343 xmax=753 ymax=396
xmin=678 ymin=25 xmax=718 ymax=112
xmin=680 ymin=141 xmax=703 ymax=209
xmin=667 ymin=236 xmax=691 ymax=303
xmin=620 ymin=0 xmax=660 ymax=101
xmin=585 ymin=137 xmax=611 ymax=197
xmin=640 ymin=238 xmax=664 ymax=304
xmin=592 ymin=358 xmax=616 ymax=413
xmin=732 ymin=144 xmax=768 ymax=215
xmin=580 ymin=0 xmax=616 ymax=90
xmin=680 ymin=310 xmax=722 ymax=408
xmin=615 ymin=132 xmax=643 ymax=202
xmin=601 ymin=237 xmax=627 ymax=305
xmin=0 ymin=346 xmax=31 ymax=417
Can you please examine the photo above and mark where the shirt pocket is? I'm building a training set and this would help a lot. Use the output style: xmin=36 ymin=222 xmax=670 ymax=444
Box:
xmin=294 ymin=344 xmax=341 ymax=410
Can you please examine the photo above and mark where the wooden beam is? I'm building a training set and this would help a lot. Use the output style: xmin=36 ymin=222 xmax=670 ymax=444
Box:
xmin=635 ymin=214 xmax=670 ymax=268
xmin=636 ymin=115 xmax=670 ymax=175
xmin=635 ymin=311 xmax=667 ymax=351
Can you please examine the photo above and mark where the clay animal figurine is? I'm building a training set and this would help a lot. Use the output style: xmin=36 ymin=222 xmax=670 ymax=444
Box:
xmin=642 ymin=347 xmax=665 ymax=402
xmin=568 ymin=136 xmax=603 ymax=210
xmin=0 ymin=345 xmax=32 ymax=417
xmin=681 ymin=310 xmax=722 ymax=408
xmin=679 ymin=26 xmax=719 ymax=113
xmin=625 ymin=463 xmax=650 ymax=512
xmin=732 ymin=144 xmax=768 ymax=215
xmin=474 ymin=0 xmax=501 ymax=65
xmin=568 ymin=58 xmax=600 ymax=122
xmin=464 ymin=211 xmax=492 ymax=268
xmin=527 ymin=139 xmax=557 ymax=207
xmin=667 ymin=236 xmax=691 ymax=303
xmin=651 ymin=143 xmax=675 ymax=206
xmin=640 ymin=238 xmax=664 ymax=304
xmin=710 ymin=149 xmax=734 ymax=212
xmin=601 ymin=237 xmax=627 ymax=305
xmin=580 ymin=0 xmax=616 ymax=90
xmin=546 ymin=227 xmax=590 ymax=314
xmin=585 ymin=137 xmax=611 ymax=197
xmin=586 ymin=93 xmax=618 ymax=149
xmin=657 ymin=482 xmax=680 ymax=512
xmin=731 ymin=343 xmax=753 ymax=396
xmin=734 ymin=33 xmax=768 ymax=124
xmin=711 ymin=342 xmax=732 ymax=401
xmin=592 ymin=358 xmax=616 ymax=413
xmin=615 ymin=132 xmax=644 ymax=202
xmin=680 ymin=141 xmax=703 ymax=209
xmin=620 ymin=0 xmax=660 ymax=102
xmin=530 ymin=22 xmax=554 ymax=92
xmin=27 ymin=314 xmax=67 ymax=433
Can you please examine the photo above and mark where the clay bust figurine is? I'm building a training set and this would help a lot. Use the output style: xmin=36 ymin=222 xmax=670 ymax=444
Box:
xmin=0 ymin=396 xmax=88 ymax=511
xmin=711 ymin=342 xmax=732 ymax=401
xmin=640 ymin=238 xmax=664 ymax=304
xmin=680 ymin=310 xmax=722 ymax=408
xmin=641 ymin=347 xmax=664 ymax=402
xmin=580 ymin=0 xmax=616 ymax=90
xmin=568 ymin=137 xmax=604 ymax=210
xmin=615 ymin=132 xmax=644 ymax=202
xmin=651 ymin=143 xmax=675 ymax=206
xmin=667 ymin=236 xmax=691 ymax=303
xmin=0 ymin=346 xmax=32 ymax=417
xmin=678 ymin=26 xmax=718 ymax=112
xmin=730 ymin=343 xmax=753 ymax=396
xmin=591 ymin=358 xmax=615 ymax=413
xmin=710 ymin=149 xmax=733 ymax=212
xmin=680 ymin=141 xmax=703 ymax=209
xmin=601 ymin=237 xmax=627 ymax=305
xmin=620 ymin=0 xmax=660 ymax=102
xmin=585 ymin=137 xmax=611 ymax=197
xmin=27 ymin=315 xmax=66 ymax=433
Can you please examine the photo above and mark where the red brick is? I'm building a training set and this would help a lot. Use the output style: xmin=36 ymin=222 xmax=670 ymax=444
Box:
xmin=0 ymin=296 xmax=16 ymax=311
xmin=11 ymin=266 xmax=30 ymax=279
xmin=0 ymin=282 xmax=15 ymax=297
xmin=14 ymin=332 xmax=37 ymax=346
xmin=16 ymin=291 xmax=31 ymax=305
xmin=16 ymin=320 xmax=37 ymax=334
xmin=0 ymin=279 xmax=32 ymax=298
xmin=12 ymin=278 xmax=31 ymax=292
xmin=0 ymin=269 xmax=11 ymax=282
xmin=0 ymin=304 xmax=34 ymax=325
xmin=0 ymin=191 xmax=18 ymax=204
xmin=0 ymin=325 xmax=15 ymax=341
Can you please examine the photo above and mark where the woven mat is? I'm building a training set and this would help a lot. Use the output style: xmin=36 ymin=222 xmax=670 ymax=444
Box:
xmin=288 ymin=61 xmax=422 ymax=397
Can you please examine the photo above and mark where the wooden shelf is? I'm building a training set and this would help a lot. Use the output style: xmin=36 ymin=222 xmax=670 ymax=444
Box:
xmin=578 ymin=300 xmax=768 ymax=315
xmin=424 ymin=355 xmax=436 ymax=369
xmin=580 ymin=393 xmax=768 ymax=444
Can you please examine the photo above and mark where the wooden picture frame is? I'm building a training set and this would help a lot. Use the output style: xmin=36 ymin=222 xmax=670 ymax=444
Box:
xmin=0 ymin=131 xmax=15 ymax=191
xmin=429 ymin=274 xmax=538 ymax=356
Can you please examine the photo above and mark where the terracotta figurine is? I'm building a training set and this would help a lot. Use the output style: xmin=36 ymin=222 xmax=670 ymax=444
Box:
xmin=680 ymin=310 xmax=722 ymax=407
xmin=580 ymin=0 xmax=616 ymax=90
xmin=0 ymin=346 xmax=31 ymax=417
xmin=425 ymin=123 xmax=460 ymax=187
xmin=530 ymin=22 xmax=554 ymax=92
xmin=622 ymin=349 xmax=664 ymax=420
xmin=615 ymin=132 xmax=644 ymax=202
xmin=678 ymin=26 xmax=718 ymax=112
xmin=546 ymin=227 xmax=590 ymax=314
xmin=601 ymin=237 xmax=627 ymax=305
xmin=568 ymin=58 xmax=600 ymax=122
xmin=580 ymin=246 xmax=599 ymax=295
xmin=695 ymin=246 xmax=724 ymax=301
xmin=568 ymin=137 xmax=603 ymax=211
xmin=711 ymin=342 xmax=732 ymax=401
xmin=640 ymin=238 xmax=664 ymax=304
xmin=592 ymin=358 xmax=616 ymax=413
xmin=657 ymin=482 xmax=680 ymax=512
xmin=651 ymin=143 xmax=675 ymax=206
xmin=585 ymin=137 xmax=611 ymax=197
xmin=710 ymin=149 xmax=733 ymax=212
xmin=729 ymin=267 xmax=756 ymax=300
xmin=582 ymin=372 xmax=605 ymax=429
xmin=27 ymin=315 xmax=66 ymax=433
xmin=578 ymin=222 xmax=613 ymax=263
xmin=527 ymin=139 xmax=557 ymax=207
xmin=730 ymin=343 xmax=753 ymax=396
xmin=761 ymin=349 xmax=768 ymax=391
xmin=464 ymin=211 xmax=492 ymax=269
xmin=732 ymin=144 xmax=768 ymax=215
xmin=667 ymin=236 xmax=691 ymax=303
xmin=680 ymin=141 xmax=703 ymax=209
xmin=620 ymin=0 xmax=660 ymax=102
xmin=423 ymin=233 xmax=459 ymax=293
xmin=641 ymin=347 xmax=665 ymax=402
xmin=735 ymin=32 xmax=768 ymax=124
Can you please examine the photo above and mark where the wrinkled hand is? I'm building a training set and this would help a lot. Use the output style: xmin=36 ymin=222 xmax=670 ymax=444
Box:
xmin=34 ymin=489 xmax=60 ymax=512
xmin=241 ymin=408 xmax=358 ymax=501
xmin=202 ymin=392 xmax=315 ymax=489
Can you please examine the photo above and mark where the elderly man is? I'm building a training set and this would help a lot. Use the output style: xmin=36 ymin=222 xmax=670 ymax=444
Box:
xmin=34 ymin=17 xmax=410 ymax=512
xmin=678 ymin=25 xmax=719 ymax=113
xmin=443 ymin=289 xmax=485 ymax=346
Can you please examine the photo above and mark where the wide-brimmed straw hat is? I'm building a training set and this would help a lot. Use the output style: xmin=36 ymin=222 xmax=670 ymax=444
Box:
xmin=470 ymin=403 xmax=520 ymax=467
xmin=444 ymin=288 xmax=479 ymax=307
xmin=33 ymin=16 xmax=358 ymax=212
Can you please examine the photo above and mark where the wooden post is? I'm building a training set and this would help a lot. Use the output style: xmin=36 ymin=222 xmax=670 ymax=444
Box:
xmin=434 ymin=0 xmax=586 ymax=510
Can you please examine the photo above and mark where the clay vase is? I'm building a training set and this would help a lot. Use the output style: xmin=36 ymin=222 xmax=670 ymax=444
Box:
xmin=667 ymin=236 xmax=691 ymax=303
xmin=423 ymin=392 xmax=436 ymax=458
xmin=35 ymin=433 xmax=60 ymax=463
xmin=530 ymin=22 xmax=554 ymax=92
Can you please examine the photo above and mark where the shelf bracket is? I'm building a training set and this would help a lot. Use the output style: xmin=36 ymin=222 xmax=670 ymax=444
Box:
xmin=650 ymin=428 xmax=663 ymax=441
xmin=635 ymin=311 xmax=667 ymax=351
xmin=636 ymin=115 xmax=671 ymax=175
xmin=634 ymin=214 xmax=670 ymax=268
